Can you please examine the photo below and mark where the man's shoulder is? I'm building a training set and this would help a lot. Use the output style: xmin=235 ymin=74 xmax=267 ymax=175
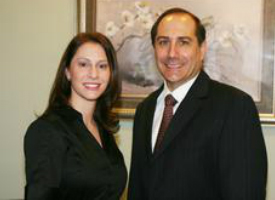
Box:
xmin=198 ymin=71 xmax=247 ymax=97
xmin=138 ymin=86 xmax=162 ymax=108
xmin=210 ymin=78 xmax=250 ymax=98
xmin=207 ymin=77 xmax=255 ymax=109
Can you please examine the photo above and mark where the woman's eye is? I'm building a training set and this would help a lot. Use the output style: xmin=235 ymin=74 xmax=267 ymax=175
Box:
xmin=78 ymin=61 xmax=89 ymax=67
xmin=98 ymin=63 xmax=109 ymax=69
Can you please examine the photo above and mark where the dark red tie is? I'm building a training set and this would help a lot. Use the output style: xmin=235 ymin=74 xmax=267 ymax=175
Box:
xmin=154 ymin=94 xmax=177 ymax=152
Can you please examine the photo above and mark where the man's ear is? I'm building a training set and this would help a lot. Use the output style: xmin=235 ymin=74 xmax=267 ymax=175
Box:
xmin=200 ymin=41 xmax=207 ymax=61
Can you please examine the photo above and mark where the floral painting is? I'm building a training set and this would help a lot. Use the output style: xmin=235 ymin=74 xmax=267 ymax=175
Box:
xmin=98 ymin=1 xmax=163 ymax=97
xmin=96 ymin=0 xmax=263 ymax=102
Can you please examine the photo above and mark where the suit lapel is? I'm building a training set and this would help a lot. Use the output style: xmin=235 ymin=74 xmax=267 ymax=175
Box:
xmin=143 ymin=87 xmax=163 ymax=158
xmin=154 ymin=71 xmax=210 ymax=158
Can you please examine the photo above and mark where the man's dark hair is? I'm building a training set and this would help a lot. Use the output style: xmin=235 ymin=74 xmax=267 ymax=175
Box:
xmin=151 ymin=7 xmax=206 ymax=46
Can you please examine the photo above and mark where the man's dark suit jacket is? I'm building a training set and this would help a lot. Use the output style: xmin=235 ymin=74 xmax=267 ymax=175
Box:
xmin=128 ymin=71 xmax=267 ymax=200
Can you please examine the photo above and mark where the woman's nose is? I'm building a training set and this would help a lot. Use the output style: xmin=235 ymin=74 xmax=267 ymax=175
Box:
xmin=88 ymin=66 xmax=98 ymax=79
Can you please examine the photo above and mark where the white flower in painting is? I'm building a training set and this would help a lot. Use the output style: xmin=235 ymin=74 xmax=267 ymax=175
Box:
xmin=138 ymin=13 xmax=154 ymax=30
xmin=105 ymin=21 xmax=119 ymax=37
xmin=135 ymin=1 xmax=150 ymax=14
xmin=218 ymin=31 xmax=233 ymax=48
xmin=233 ymin=24 xmax=249 ymax=42
xmin=202 ymin=16 xmax=215 ymax=30
xmin=121 ymin=10 xmax=135 ymax=27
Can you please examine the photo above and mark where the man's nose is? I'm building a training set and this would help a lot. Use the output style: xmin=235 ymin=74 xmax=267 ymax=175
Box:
xmin=168 ymin=42 xmax=178 ymax=58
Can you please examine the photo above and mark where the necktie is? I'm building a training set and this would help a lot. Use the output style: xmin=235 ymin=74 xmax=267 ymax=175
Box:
xmin=154 ymin=94 xmax=177 ymax=152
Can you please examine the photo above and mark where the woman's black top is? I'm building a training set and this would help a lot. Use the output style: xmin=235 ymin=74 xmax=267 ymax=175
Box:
xmin=24 ymin=106 xmax=127 ymax=200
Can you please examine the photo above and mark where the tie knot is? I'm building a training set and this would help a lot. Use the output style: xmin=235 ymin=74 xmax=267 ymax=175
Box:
xmin=165 ymin=94 xmax=177 ymax=106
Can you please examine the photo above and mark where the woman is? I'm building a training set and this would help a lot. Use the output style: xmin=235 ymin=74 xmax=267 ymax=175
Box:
xmin=24 ymin=32 xmax=127 ymax=200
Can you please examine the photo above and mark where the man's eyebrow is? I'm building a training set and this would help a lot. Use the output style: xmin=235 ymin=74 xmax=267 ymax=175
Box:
xmin=177 ymin=36 xmax=192 ymax=41
xmin=156 ymin=36 xmax=169 ymax=41
xmin=156 ymin=36 xmax=193 ymax=41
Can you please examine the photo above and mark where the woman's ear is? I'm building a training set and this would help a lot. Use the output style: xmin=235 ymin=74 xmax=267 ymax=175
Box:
xmin=65 ymin=68 xmax=71 ymax=81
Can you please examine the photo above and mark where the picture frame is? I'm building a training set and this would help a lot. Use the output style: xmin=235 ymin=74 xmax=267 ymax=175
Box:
xmin=77 ymin=0 xmax=275 ymax=123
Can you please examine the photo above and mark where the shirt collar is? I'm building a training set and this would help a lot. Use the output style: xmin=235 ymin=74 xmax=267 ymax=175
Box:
xmin=159 ymin=74 xmax=199 ymax=104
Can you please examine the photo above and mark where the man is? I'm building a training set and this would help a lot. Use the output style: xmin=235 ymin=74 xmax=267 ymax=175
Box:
xmin=128 ymin=8 xmax=267 ymax=200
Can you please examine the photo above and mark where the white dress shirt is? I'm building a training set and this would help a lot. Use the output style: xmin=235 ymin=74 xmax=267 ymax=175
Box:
xmin=151 ymin=75 xmax=198 ymax=151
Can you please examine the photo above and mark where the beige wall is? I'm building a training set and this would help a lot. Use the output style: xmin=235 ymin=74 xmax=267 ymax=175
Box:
xmin=0 ymin=0 xmax=274 ymax=199
xmin=0 ymin=0 xmax=77 ymax=198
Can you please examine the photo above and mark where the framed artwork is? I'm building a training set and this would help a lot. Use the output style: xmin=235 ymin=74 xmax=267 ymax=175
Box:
xmin=77 ymin=0 xmax=275 ymax=123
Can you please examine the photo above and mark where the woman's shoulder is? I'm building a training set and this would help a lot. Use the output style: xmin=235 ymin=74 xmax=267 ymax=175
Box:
xmin=28 ymin=111 xmax=60 ymax=128
xmin=25 ymin=111 xmax=65 ymax=142
xmin=24 ymin=112 xmax=67 ymax=164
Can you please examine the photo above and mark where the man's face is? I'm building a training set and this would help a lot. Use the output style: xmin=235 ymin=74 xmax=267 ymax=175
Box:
xmin=154 ymin=13 xmax=206 ymax=91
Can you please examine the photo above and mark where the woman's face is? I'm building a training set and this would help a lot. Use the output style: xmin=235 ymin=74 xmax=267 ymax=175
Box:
xmin=65 ymin=42 xmax=111 ymax=106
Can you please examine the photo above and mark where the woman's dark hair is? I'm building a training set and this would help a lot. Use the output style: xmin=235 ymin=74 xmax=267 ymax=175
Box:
xmin=151 ymin=7 xmax=206 ymax=46
xmin=44 ymin=32 xmax=121 ymax=134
